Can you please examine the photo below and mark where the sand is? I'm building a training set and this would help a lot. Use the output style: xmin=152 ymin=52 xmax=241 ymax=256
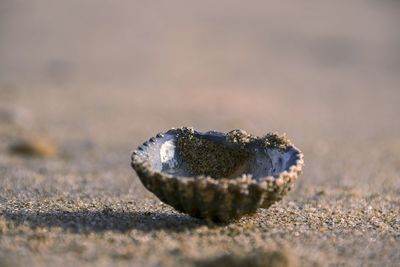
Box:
xmin=0 ymin=86 xmax=399 ymax=267
xmin=1 ymin=1 xmax=400 ymax=266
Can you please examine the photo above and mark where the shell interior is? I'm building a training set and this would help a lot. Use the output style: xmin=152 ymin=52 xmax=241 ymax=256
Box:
xmin=139 ymin=129 xmax=298 ymax=181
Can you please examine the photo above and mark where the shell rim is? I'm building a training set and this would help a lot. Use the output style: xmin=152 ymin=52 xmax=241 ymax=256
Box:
xmin=131 ymin=128 xmax=304 ymax=189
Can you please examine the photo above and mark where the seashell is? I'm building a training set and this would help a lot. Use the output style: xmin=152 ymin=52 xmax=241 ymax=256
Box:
xmin=131 ymin=127 xmax=304 ymax=222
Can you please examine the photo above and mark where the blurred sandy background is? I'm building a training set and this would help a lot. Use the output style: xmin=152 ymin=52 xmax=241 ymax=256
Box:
xmin=0 ymin=1 xmax=399 ymax=266
xmin=1 ymin=0 xmax=399 ymax=142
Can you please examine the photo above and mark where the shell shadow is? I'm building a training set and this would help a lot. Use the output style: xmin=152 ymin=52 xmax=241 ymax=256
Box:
xmin=2 ymin=209 xmax=205 ymax=233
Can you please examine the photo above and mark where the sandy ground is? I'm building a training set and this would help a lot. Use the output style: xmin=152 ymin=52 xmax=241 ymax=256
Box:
xmin=1 ymin=1 xmax=400 ymax=266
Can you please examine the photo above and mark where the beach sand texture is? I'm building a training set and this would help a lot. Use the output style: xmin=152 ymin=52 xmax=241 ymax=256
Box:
xmin=1 ymin=1 xmax=399 ymax=266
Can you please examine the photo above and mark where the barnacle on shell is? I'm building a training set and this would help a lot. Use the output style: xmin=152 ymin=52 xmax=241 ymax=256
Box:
xmin=131 ymin=127 xmax=304 ymax=222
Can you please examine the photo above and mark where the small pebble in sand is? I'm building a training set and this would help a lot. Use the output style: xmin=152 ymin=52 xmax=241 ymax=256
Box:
xmin=8 ymin=137 xmax=57 ymax=158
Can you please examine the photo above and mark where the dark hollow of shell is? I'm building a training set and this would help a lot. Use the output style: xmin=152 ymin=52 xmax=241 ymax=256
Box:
xmin=131 ymin=127 xmax=304 ymax=222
